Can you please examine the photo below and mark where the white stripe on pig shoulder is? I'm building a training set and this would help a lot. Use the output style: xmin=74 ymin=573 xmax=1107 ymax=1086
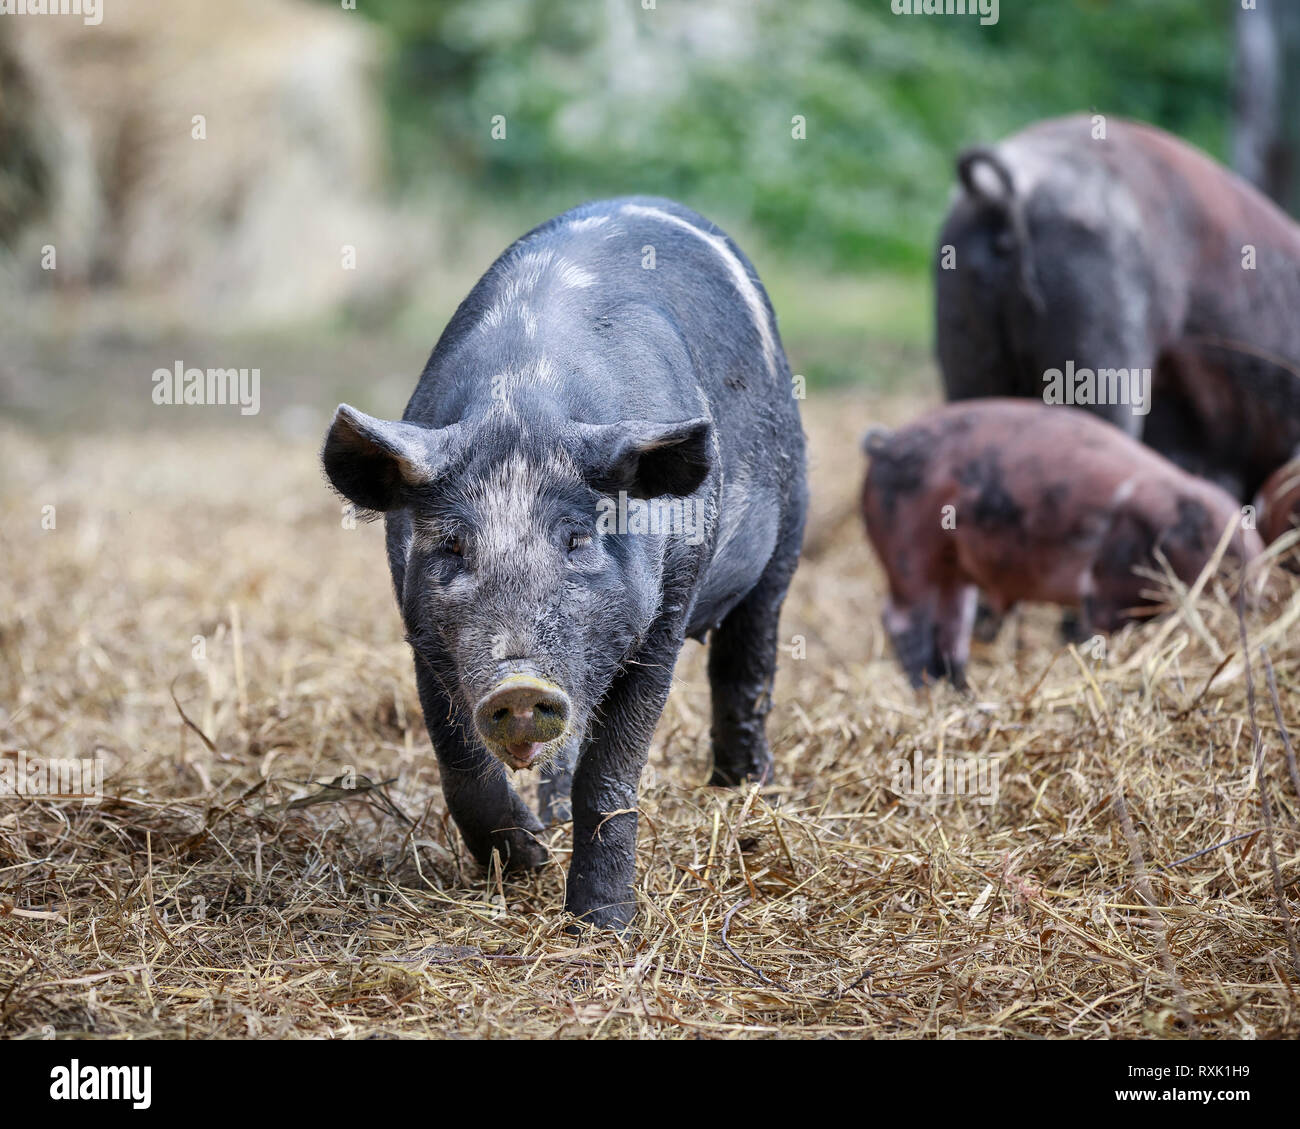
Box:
xmin=620 ymin=203 xmax=776 ymax=377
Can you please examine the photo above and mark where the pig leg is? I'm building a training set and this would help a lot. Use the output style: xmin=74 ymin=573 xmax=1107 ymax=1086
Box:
xmin=415 ymin=666 xmax=548 ymax=873
xmin=537 ymin=737 xmax=577 ymax=825
xmin=1072 ymin=596 xmax=1100 ymax=642
xmin=566 ymin=622 xmax=684 ymax=930
xmin=934 ymin=585 xmax=978 ymax=690
xmin=972 ymin=599 xmax=1006 ymax=643
xmin=1082 ymin=592 xmax=1133 ymax=635
xmin=706 ymin=543 xmax=799 ymax=787
xmin=1058 ymin=608 xmax=1086 ymax=644
xmin=883 ymin=597 xmax=939 ymax=689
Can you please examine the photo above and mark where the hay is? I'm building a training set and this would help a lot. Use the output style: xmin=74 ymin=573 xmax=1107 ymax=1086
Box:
xmin=1 ymin=394 xmax=1298 ymax=1039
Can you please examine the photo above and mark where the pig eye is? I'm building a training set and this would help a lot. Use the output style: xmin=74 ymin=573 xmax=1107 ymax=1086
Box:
xmin=567 ymin=532 xmax=592 ymax=553
xmin=441 ymin=533 xmax=465 ymax=557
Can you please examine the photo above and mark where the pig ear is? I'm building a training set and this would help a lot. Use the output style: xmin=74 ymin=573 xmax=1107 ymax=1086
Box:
xmin=322 ymin=404 xmax=458 ymax=513
xmin=572 ymin=417 xmax=714 ymax=499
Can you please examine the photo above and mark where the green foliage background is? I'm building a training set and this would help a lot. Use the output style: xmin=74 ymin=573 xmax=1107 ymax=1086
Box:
xmin=346 ymin=0 xmax=1230 ymax=272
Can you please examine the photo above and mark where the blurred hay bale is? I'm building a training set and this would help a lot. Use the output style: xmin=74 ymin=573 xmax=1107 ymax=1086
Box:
xmin=1 ymin=0 xmax=420 ymax=327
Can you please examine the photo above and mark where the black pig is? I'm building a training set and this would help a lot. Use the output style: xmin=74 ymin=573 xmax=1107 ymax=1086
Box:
xmin=322 ymin=197 xmax=807 ymax=929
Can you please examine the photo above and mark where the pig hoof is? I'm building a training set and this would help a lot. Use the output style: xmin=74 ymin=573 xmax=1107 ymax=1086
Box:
xmin=541 ymin=798 xmax=572 ymax=826
xmin=707 ymin=752 xmax=773 ymax=789
xmin=564 ymin=893 xmax=637 ymax=933
xmin=482 ymin=827 xmax=549 ymax=873
xmin=707 ymin=766 xmax=770 ymax=788
xmin=1058 ymin=610 xmax=1088 ymax=645
xmin=972 ymin=602 xmax=1004 ymax=644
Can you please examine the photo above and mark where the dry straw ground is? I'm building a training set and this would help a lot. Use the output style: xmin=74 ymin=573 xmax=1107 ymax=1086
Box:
xmin=2 ymin=394 xmax=1299 ymax=1039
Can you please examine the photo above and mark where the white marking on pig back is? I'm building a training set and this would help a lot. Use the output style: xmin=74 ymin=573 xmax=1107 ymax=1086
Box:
xmin=478 ymin=250 xmax=595 ymax=335
xmin=554 ymin=257 xmax=596 ymax=289
xmin=997 ymin=135 xmax=1145 ymax=235
xmin=990 ymin=138 xmax=1055 ymax=200
xmin=947 ymin=140 xmax=1049 ymax=208
xmin=518 ymin=302 xmax=538 ymax=339
xmin=490 ymin=355 xmax=561 ymax=409
xmin=620 ymin=203 xmax=777 ymax=378
xmin=479 ymin=250 xmax=552 ymax=330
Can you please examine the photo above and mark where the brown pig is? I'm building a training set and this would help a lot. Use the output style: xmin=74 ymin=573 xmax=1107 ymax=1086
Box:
xmin=1254 ymin=455 xmax=1300 ymax=561
xmin=861 ymin=400 xmax=1262 ymax=689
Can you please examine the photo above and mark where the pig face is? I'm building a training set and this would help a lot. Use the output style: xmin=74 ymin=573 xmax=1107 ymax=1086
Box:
xmin=322 ymin=404 xmax=711 ymax=773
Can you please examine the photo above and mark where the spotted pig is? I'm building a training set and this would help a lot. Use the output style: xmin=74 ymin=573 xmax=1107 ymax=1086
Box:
xmin=861 ymin=400 xmax=1261 ymax=688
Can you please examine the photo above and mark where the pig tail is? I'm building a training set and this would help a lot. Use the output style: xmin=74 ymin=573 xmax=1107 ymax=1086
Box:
xmin=956 ymin=146 xmax=1046 ymax=315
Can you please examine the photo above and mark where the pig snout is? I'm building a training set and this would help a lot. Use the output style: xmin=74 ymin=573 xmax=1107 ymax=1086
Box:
xmin=473 ymin=674 xmax=571 ymax=770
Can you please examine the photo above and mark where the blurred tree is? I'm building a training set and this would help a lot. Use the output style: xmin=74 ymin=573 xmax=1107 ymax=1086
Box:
xmin=0 ymin=32 xmax=51 ymax=247
xmin=1233 ymin=0 xmax=1300 ymax=216
xmin=334 ymin=0 xmax=1232 ymax=270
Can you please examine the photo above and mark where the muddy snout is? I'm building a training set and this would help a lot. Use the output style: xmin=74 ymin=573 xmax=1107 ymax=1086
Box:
xmin=473 ymin=674 xmax=570 ymax=769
